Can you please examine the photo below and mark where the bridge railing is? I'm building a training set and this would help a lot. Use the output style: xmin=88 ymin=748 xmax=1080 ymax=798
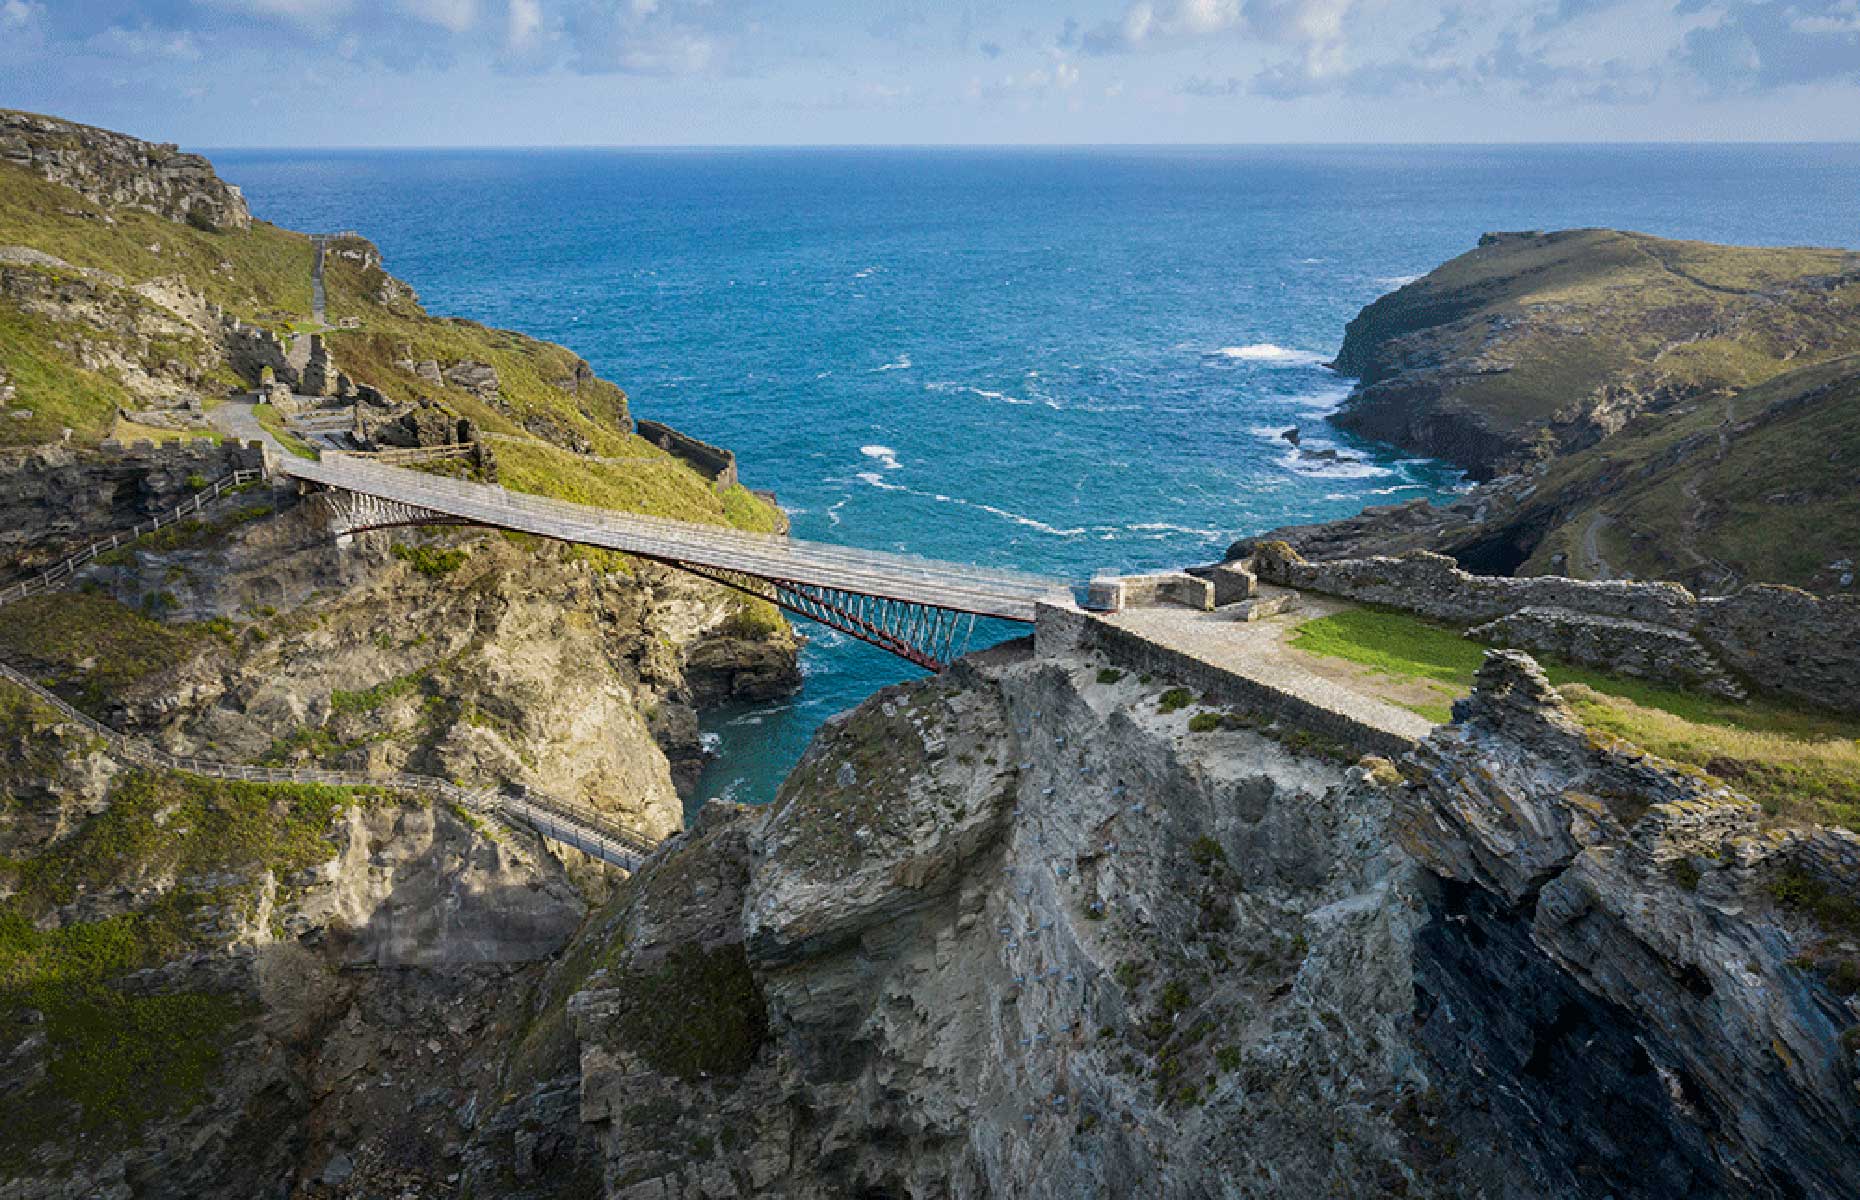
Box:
xmin=0 ymin=468 xmax=267 ymax=607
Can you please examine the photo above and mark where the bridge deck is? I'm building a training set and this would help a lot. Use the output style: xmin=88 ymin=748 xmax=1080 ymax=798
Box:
xmin=284 ymin=453 xmax=1077 ymax=621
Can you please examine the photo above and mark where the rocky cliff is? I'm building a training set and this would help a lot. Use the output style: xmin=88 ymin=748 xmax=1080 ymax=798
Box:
xmin=0 ymin=110 xmax=803 ymax=1199
xmin=0 ymin=109 xmax=250 ymax=233
xmin=1332 ymin=229 xmax=1860 ymax=480
xmin=487 ymin=636 xmax=1860 ymax=1199
xmin=1258 ymin=231 xmax=1860 ymax=596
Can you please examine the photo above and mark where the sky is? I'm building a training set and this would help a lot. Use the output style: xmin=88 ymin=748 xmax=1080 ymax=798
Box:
xmin=2 ymin=0 xmax=1858 ymax=146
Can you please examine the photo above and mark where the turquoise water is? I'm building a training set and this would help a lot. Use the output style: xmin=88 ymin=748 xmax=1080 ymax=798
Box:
xmin=214 ymin=144 xmax=1860 ymax=810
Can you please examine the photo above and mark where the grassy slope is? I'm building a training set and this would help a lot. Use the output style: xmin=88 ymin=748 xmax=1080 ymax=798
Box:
xmin=0 ymin=591 xmax=227 ymax=714
xmin=319 ymin=242 xmax=784 ymax=532
xmin=1345 ymin=229 xmax=1860 ymax=445
xmin=0 ymin=158 xmax=783 ymax=532
xmin=1291 ymin=606 xmax=1860 ymax=828
xmin=1514 ymin=354 xmax=1860 ymax=590
xmin=0 ymin=161 xmax=312 ymax=447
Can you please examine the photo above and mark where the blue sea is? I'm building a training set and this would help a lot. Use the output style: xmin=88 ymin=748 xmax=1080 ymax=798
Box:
xmin=213 ymin=144 xmax=1860 ymax=811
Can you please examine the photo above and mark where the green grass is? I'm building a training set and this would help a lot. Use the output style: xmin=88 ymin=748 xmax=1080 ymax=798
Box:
xmin=0 ymin=161 xmax=312 ymax=323
xmin=495 ymin=437 xmax=782 ymax=532
xmin=252 ymin=402 xmax=317 ymax=459
xmin=1291 ymin=606 xmax=1860 ymax=828
xmin=0 ymin=591 xmax=211 ymax=714
xmin=330 ymin=666 xmax=429 ymax=716
xmin=0 ymin=758 xmax=372 ymax=1155
xmin=0 ymin=300 xmax=131 ymax=446
xmin=391 ymin=541 xmax=468 ymax=577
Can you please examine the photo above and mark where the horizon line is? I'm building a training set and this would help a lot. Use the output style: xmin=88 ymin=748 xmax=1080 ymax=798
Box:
xmin=200 ymin=139 xmax=1860 ymax=153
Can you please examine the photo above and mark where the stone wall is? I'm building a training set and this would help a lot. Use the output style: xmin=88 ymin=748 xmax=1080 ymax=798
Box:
xmin=1036 ymin=603 xmax=1415 ymax=757
xmin=1086 ymin=572 xmax=1214 ymax=612
xmin=636 ymin=418 xmax=739 ymax=490
xmin=0 ymin=439 xmax=267 ymax=568
xmin=1253 ymin=543 xmax=1860 ymax=714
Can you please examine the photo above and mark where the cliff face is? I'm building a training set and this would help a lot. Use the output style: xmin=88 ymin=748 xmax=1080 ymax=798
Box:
xmin=1250 ymin=349 xmax=1860 ymax=595
xmin=0 ymin=679 xmax=587 ymax=1199
xmin=0 ymin=109 xmax=250 ymax=233
xmin=515 ymin=638 xmax=1860 ymax=1200
xmin=1332 ymin=229 xmax=1860 ymax=481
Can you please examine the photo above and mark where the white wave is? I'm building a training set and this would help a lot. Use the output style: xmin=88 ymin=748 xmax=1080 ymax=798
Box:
xmin=1378 ymin=274 xmax=1422 ymax=288
xmin=1126 ymin=522 xmax=1224 ymax=539
xmin=851 ymin=471 xmax=1086 ymax=537
xmin=699 ymin=731 xmax=722 ymax=754
xmin=853 ymin=266 xmax=881 ymax=279
xmin=826 ymin=497 xmax=848 ymax=526
xmin=1298 ymin=257 xmax=1325 ymax=264
xmin=973 ymin=501 xmax=1087 ymax=537
xmin=1367 ymin=484 xmax=1425 ymax=495
xmin=925 ymin=381 xmax=1031 ymax=406
xmin=1294 ymin=386 xmax=1354 ymax=415
xmin=1210 ymin=343 xmax=1330 ymax=367
xmin=1324 ymin=492 xmax=1353 ymax=500
xmin=872 ymin=354 xmax=912 ymax=372
xmin=1278 ymin=449 xmax=1394 ymax=480
xmin=860 ymin=444 xmax=903 ymax=471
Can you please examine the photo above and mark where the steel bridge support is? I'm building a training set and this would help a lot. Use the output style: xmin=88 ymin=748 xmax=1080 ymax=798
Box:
xmin=318 ymin=490 xmax=473 ymax=541
xmin=676 ymin=563 xmax=979 ymax=672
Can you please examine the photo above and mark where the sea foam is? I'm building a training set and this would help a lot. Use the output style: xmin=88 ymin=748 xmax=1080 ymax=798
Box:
xmin=1211 ymin=343 xmax=1329 ymax=366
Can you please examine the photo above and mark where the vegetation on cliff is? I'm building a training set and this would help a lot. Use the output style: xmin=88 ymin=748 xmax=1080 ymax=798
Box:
xmin=0 ymin=683 xmax=384 ymax=1157
xmin=1291 ymin=606 xmax=1860 ymax=827
xmin=1334 ymin=229 xmax=1860 ymax=478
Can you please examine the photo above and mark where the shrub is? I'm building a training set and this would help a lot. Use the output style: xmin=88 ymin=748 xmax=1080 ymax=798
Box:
xmin=390 ymin=542 xmax=468 ymax=577
xmin=1158 ymin=688 xmax=1194 ymax=715
xmin=1096 ymin=667 xmax=1125 ymax=685
xmin=1187 ymin=712 xmax=1221 ymax=733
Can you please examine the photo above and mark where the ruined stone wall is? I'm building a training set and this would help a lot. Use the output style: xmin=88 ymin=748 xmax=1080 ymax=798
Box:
xmin=636 ymin=418 xmax=739 ymax=490
xmin=1252 ymin=544 xmax=1860 ymax=714
xmin=1036 ymin=604 xmax=1416 ymax=757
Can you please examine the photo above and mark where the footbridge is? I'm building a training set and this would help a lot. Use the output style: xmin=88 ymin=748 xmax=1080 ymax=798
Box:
xmin=288 ymin=452 xmax=1079 ymax=671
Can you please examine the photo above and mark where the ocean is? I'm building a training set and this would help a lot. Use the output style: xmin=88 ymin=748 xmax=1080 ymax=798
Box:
xmin=212 ymin=143 xmax=1860 ymax=811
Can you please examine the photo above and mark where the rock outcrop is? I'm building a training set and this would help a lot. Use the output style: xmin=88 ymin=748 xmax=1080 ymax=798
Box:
xmin=0 ymin=109 xmax=250 ymax=232
xmin=1331 ymin=229 xmax=1860 ymax=480
xmin=1401 ymin=651 xmax=1860 ymax=1198
xmin=485 ymin=635 xmax=1860 ymax=1200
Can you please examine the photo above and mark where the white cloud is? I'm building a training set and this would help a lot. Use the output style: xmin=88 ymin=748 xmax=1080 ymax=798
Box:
xmin=0 ymin=0 xmax=39 ymax=30
xmin=1172 ymin=0 xmax=1241 ymax=36
xmin=615 ymin=30 xmax=715 ymax=74
xmin=401 ymin=0 xmax=479 ymax=34
xmin=506 ymin=0 xmax=541 ymax=47
xmin=203 ymin=0 xmax=355 ymax=23
xmin=89 ymin=26 xmax=203 ymax=61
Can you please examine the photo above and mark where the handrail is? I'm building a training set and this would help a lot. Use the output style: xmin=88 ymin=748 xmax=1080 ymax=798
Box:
xmin=0 ymin=468 xmax=267 ymax=606
xmin=0 ymin=661 xmax=656 ymax=871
